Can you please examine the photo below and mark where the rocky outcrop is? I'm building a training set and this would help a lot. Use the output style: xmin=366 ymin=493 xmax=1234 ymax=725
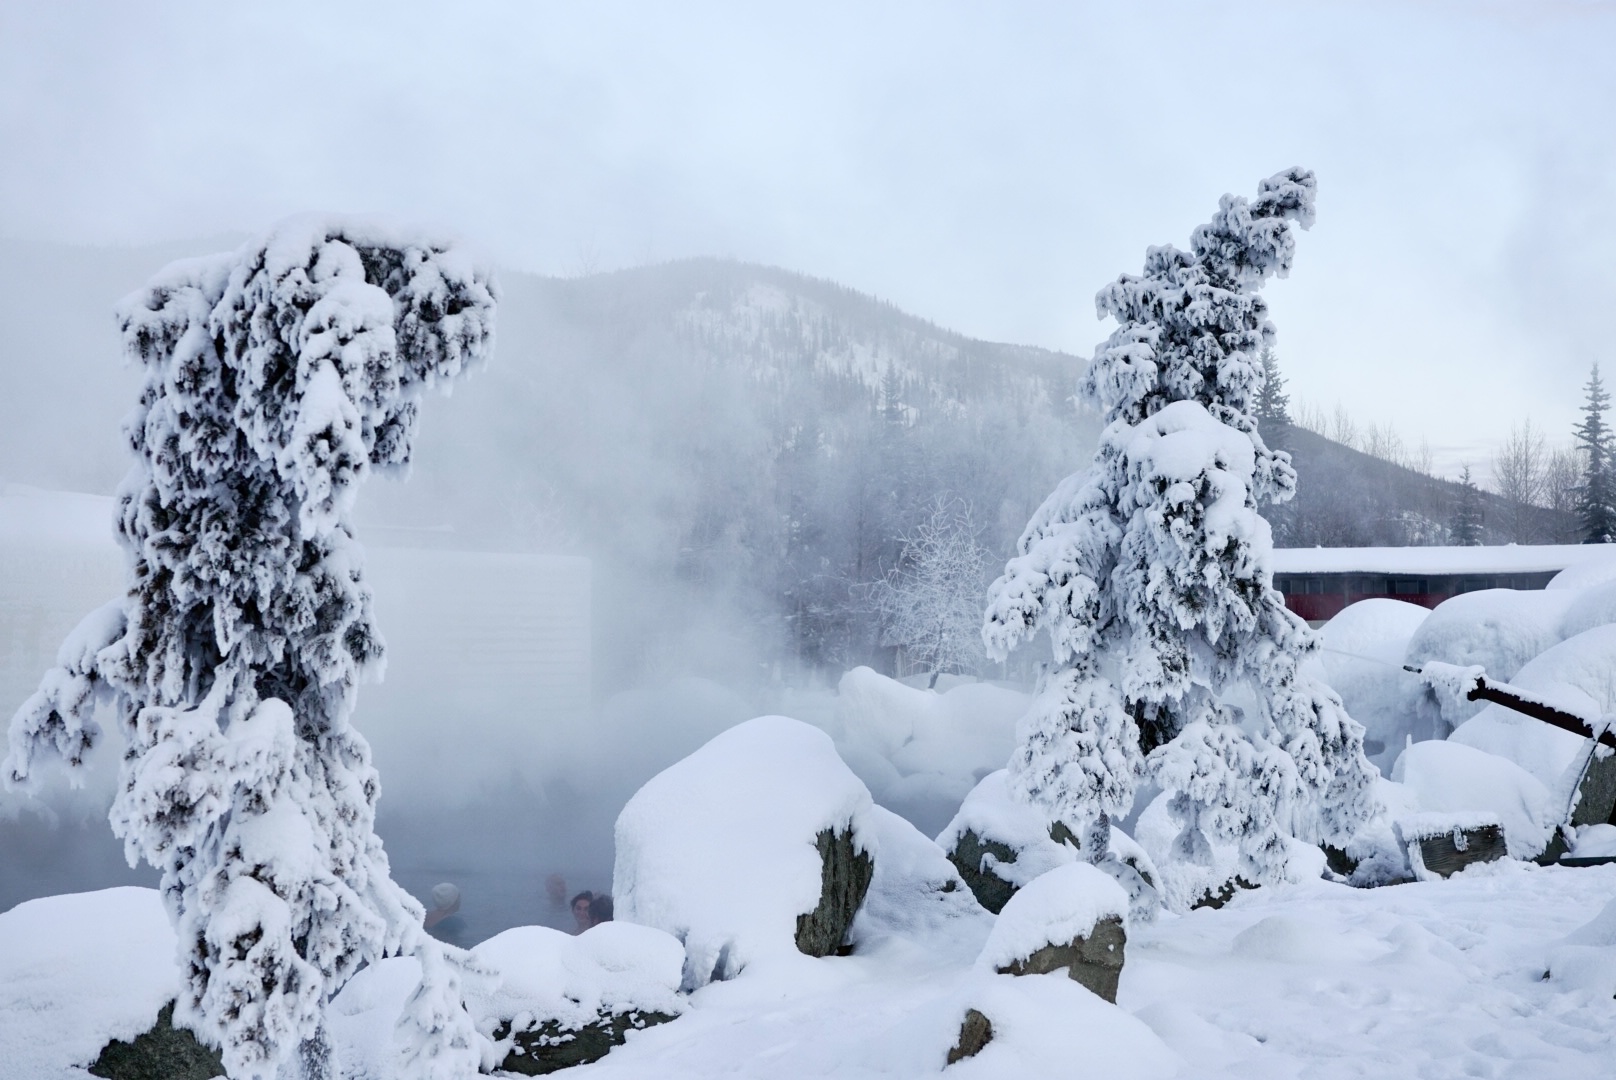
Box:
xmin=88 ymin=1002 xmax=223 ymax=1080
xmin=946 ymin=1008 xmax=993 ymax=1064
xmin=994 ymin=914 xmax=1126 ymax=1003
xmin=796 ymin=827 xmax=875 ymax=957
xmin=494 ymin=1010 xmax=678 ymax=1076
xmin=945 ymin=827 xmax=1020 ymax=914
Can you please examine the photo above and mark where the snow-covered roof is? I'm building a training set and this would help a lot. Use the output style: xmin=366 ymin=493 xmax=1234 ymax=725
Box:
xmin=1271 ymin=545 xmax=1616 ymax=576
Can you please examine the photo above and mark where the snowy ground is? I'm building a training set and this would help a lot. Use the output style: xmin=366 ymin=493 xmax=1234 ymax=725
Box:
xmin=6 ymin=863 xmax=1615 ymax=1078
xmin=571 ymin=862 xmax=1616 ymax=1079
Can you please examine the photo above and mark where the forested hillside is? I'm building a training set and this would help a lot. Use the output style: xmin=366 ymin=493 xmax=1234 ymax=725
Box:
xmin=371 ymin=258 xmax=1101 ymax=683
xmin=1278 ymin=425 xmax=1577 ymax=547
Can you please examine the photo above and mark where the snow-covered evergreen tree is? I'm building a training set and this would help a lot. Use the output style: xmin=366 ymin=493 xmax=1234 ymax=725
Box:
xmin=1574 ymin=364 xmax=1616 ymax=544
xmin=1451 ymin=465 xmax=1485 ymax=546
xmin=4 ymin=219 xmax=497 ymax=1080
xmin=983 ymin=169 xmax=1377 ymax=903
xmin=875 ymin=497 xmax=990 ymax=686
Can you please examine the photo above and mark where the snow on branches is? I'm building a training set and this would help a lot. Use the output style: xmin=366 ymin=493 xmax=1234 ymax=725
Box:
xmin=874 ymin=497 xmax=991 ymax=687
xmin=985 ymin=169 xmax=1377 ymax=900
xmin=4 ymin=218 xmax=497 ymax=1080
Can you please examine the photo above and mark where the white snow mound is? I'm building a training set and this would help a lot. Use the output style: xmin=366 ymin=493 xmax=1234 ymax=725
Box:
xmin=849 ymin=806 xmax=990 ymax=958
xmin=467 ymin=922 xmax=686 ymax=1036
xmin=613 ymin=715 xmax=876 ymax=989
xmin=977 ymin=863 xmax=1127 ymax=973
xmin=1391 ymin=739 xmax=1553 ymax=859
xmin=1403 ymin=589 xmax=1578 ymax=728
xmin=939 ymin=769 xmax=1076 ymax=888
xmin=830 ymin=667 xmax=1025 ymax=833
xmin=0 ymin=888 xmax=180 ymax=1080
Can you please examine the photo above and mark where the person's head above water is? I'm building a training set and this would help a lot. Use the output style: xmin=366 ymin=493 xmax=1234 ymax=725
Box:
xmin=424 ymin=882 xmax=461 ymax=930
xmin=570 ymin=890 xmax=594 ymax=932
xmin=588 ymin=894 xmax=613 ymax=926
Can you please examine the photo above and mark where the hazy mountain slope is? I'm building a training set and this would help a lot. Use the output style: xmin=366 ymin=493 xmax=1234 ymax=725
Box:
xmin=1280 ymin=425 xmax=1577 ymax=547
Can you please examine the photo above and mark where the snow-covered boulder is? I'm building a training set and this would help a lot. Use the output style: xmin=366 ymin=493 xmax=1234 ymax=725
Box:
xmin=0 ymin=888 xmax=190 ymax=1080
xmin=848 ymin=806 xmax=991 ymax=960
xmin=1403 ymin=589 xmax=1578 ymax=730
xmin=828 ymin=667 xmax=1025 ymax=837
xmin=938 ymin=770 xmax=1160 ymax=920
xmin=465 ymin=922 xmax=685 ymax=1074
xmin=613 ymin=715 xmax=877 ymax=989
xmin=977 ymin=863 xmax=1129 ymax=1001
xmin=948 ymin=864 xmax=1134 ymax=1066
xmin=1319 ymin=599 xmax=1433 ymax=771
xmin=1391 ymin=739 xmax=1556 ymax=860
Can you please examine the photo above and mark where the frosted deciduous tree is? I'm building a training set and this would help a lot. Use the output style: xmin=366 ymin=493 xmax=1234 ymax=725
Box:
xmin=983 ymin=169 xmax=1377 ymax=904
xmin=876 ymin=497 xmax=990 ymax=687
xmin=1492 ymin=418 xmax=1547 ymax=542
xmin=3 ymin=219 xmax=497 ymax=1080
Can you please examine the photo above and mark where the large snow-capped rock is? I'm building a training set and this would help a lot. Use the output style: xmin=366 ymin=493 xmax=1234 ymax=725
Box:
xmin=613 ymin=715 xmax=877 ymax=989
xmin=977 ymin=862 xmax=1129 ymax=1002
xmin=939 ymin=770 xmax=1160 ymax=921
xmin=0 ymin=888 xmax=181 ymax=1080
xmin=1391 ymin=739 xmax=1557 ymax=860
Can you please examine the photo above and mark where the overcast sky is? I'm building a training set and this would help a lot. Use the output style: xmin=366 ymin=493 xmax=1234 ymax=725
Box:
xmin=3 ymin=0 xmax=1613 ymax=477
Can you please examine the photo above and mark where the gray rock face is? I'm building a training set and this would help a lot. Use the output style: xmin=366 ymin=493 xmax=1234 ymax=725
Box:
xmin=88 ymin=1001 xmax=224 ymax=1080
xmin=994 ymin=914 xmax=1126 ymax=1003
xmin=795 ymin=827 xmax=875 ymax=957
xmin=1413 ymin=824 xmax=1508 ymax=878
xmin=945 ymin=828 xmax=1019 ymax=915
xmin=495 ymin=1010 xmax=678 ymax=1075
xmin=946 ymin=1008 xmax=993 ymax=1064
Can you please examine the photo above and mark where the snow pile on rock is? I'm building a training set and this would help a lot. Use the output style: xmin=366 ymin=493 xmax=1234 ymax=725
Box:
xmin=976 ymin=863 xmax=1127 ymax=976
xmin=464 ymin=922 xmax=686 ymax=1070
xmin=468 ymin=923 xmax=685 ymax=1033
xmin=1391 ymin=740 xmax=1556 ymax=859
xmin=939 ymin=770 xmax=1161 ymax=921
xmin=826 ymin=667 xmax=1026 ymax=836
xmin=613 ymin=715 xmax=877 ymax=989
xmin=0 ymin=888 xmax=179 ymax=1080
xmin=848 ymin=806 xmax=990 ymax=959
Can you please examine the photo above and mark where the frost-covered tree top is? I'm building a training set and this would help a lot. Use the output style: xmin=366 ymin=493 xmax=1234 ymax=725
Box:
xmin=5 ymin=218 xmax=497 ymax=1080
xmin=984 ymin=170 xmax=1377 ymax=904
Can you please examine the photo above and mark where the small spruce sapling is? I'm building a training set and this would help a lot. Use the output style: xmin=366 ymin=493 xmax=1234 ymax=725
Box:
xmin=983 ymin=169 xmax=1378 ymax=906
xmin=4 ymin=219 xmax=497 ymax=1080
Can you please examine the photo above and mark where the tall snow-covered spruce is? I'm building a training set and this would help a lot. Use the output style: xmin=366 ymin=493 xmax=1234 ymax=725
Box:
xmin=983 ymin=169 xmax=1377 ymax=906
xmin=4 ymin=220 xmax=496 ymax=1080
